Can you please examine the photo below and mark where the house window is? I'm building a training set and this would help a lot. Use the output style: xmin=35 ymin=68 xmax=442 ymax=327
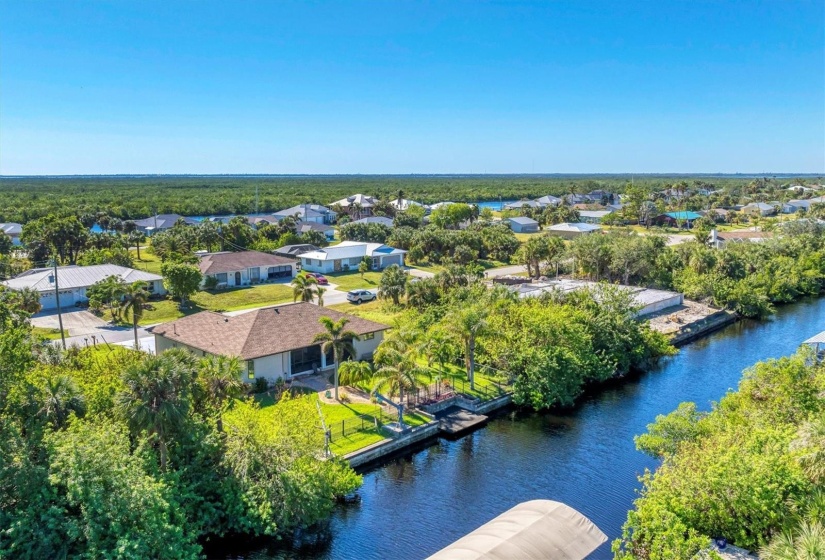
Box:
xmin=363 ymin=332 xmax=375 ymax=340
xmin=146 ymin=281 xmax=155 ymax=292
xmin=249 ymin=267 xmax=260 ymax=281
xmin=247 ymin=360 xmax=255 ymax=379
xmin=216 ymin=272 xmax=228 ymax=283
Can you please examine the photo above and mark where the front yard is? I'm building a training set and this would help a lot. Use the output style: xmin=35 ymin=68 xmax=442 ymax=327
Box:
xmin=325 ymin=270 xmax=383 ymax=291
xmin=327 ymin=299 xmax=403 ymax=325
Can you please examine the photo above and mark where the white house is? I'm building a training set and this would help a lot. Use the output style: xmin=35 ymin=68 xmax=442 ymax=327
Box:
xmin=742 ymin=202 xmax=777 ymax=217
xmin=547 ymin=222 xmax=601 ymax=239
xmin=273 ymin=204 xmax=337 ymax=225
xmin=390 ymin=198 xmax=424 ymax=211
xmin=352 ymin=216 xmax=395 ymax=228
xmin=149 ymin=303 xmax=389 ymax=383
xmin=507 ymin=217 xmax=540 ymax=233
xmin=578 ymin=210 xmax=613 ymax=224
xmin=299 ymin=241 xmax=406 ymax=273
xmin=504 ymin=200 xmax=542 ymax=211
xmin=198 ymin=250 xmax=296 ymax=288
xmin=0 ymin=223 xmax=23 ymax=245
xmin=295 ymin=221 xmax=335 ymax=240
xmin=331 ymin=194 xmax=377 ymax=217
xmin=535 ymin=195 xmax=562 ymax=207
xmin=2 ymin=264 xmax=165 ymax=311
xmin=132 ymin=214 xmax=198 ymax=234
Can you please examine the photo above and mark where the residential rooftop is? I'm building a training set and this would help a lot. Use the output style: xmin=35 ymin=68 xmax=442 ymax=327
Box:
xmin=198 ymin=250 xmax=295 ymax=275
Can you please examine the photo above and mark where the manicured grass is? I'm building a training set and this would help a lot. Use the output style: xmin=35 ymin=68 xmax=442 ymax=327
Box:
xmin=129 ymin=250 xmax=163 ymax=274
xmin=407 ymin=262 xmax=444 ymax=274
xmin=327 ymin=300 xmax=402 ymax=325
xmin=31 ymin=327 xmax=68 ymax=340
xmin=325 ymin=270 xmax=383 ymax=291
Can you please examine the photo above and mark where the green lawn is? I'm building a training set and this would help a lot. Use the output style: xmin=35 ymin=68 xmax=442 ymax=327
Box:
xmin=32 ymin=327 xmax=68 ymax=340
xmin=327 ymin=299 xmax=402 ymax=325
xmin=325 ymin=270 xmax=383 ymax=291
xmin=129 ymin=250 xmax=163 ymax=274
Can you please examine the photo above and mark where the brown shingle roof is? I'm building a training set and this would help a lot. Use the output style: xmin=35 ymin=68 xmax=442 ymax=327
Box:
xmin=198 ymin=251 xmax=295 ymax=275
xmin=148 ymin=302 xmax=389 ymax=360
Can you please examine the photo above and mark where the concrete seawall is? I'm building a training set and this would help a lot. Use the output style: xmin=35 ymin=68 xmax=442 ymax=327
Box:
xmin=344 ymin=420 xmax=441 ymax=469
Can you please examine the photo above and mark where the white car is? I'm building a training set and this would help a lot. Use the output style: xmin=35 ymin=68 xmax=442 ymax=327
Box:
xmin=347 ymin=289 xmax=376 ymax=304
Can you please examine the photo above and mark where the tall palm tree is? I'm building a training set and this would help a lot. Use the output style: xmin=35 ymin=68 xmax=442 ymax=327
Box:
xmin=447 ymin=305 xmax=488 ymax=390
xmin=292 ymin=274 xmax=318 ymax=303
xmin=117 ymin=352 xmax=193 ymax=470
xmin=198 ymin=355 xmax=244 ymax=433
xmin=128 ymin=230 xmax=146 ymax=260
xmin=313 ymin=317 xmax=359 ymax=401
xmin=372 ymin=352 xmax=422 ymax=404
xmin=337 ymin=360 xmax=373 ymax=387
xmin=39 ymin=374 xmax=85 ymax=429
xmin=120 ymin=281 xmax=150 ymax=350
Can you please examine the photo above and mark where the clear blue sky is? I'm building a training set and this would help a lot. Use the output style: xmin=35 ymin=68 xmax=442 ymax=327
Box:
xmin=1 ymin=1 xmax=823 ymax=174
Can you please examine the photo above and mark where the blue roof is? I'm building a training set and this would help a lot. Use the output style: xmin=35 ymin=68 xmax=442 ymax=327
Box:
xmin=665 ymin=211 xmax=702 ymax=220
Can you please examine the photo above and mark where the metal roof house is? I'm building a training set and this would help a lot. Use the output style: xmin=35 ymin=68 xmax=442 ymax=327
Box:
xmin=273 ymin=244 xmax=320 ymax=258
xmin=295 ymin=220 xmax=335 ymax=240
xmin=503 ymin=199 xmax=542 ymax=211
xmin=547 ymin=222 xmax=601 ymax=239
xmin=506 ymin=216 xmax=540 ymax=233
xmin=132 ymin=214 xmax=198 ymax=234
xmin=299 ymin=241 xmax=406 ymax=273
xmin=0 ymin=223 xmax=23 ymax=245
xmin=273 ymin=204 xmax=337 ymax=225
xmin=352 ymin=216 xmax=395 ymax=228
xmin=3 ymin=264 xmax=165 ymax=310
xmin=426 ymin=500 xmax=607 ymax=560
xmin=578 ymin=209 xmax=614 ymax=224
xmin=150 ymin=302 xmax=389 ymax=382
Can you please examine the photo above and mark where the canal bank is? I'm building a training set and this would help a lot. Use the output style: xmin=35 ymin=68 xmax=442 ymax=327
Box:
xmin=214 ymin=297 xmax=825 ymax=560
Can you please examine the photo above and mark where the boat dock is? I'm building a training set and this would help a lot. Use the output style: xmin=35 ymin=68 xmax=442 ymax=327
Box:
xmin=437 ymin=406 xmax=489 ymax=436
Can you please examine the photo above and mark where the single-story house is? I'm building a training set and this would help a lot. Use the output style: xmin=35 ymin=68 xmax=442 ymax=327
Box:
xmin=2 ymin=264 xmax=165 ymax=310
xmin=0 ymin=223 xmax=23 ymax=245
xmin=787 ymin=197 xmax=825 ymax=212
xmin=352 ymin=216 xmax=395 ymax=228
xmin=504 ymin=199 xmax=542 ymax=211
xmin=390 ymin=198 xmax=424 ymax=211
xmin=427 ymin=201 xmax=455 ymax=211
xmin=651 ymin=211 xmax=703 ymax=228
xmin=273 ymin=244 xmax=320 ymax=259
xmin=149 ymin=302 xmax=388 ymax=382
xmin=246 ymin=215 xmax=278 ymax=227
xmin=295 ymin=221 xmax=335 ymax=240
xmin=535 ymin=195 xmax=562 ymax=207
xmin=546 ymin=222 xmax=601 ymax=239
xmin=299 ymin=241 xmax=406 ymax=273
xmin=507 ymin=217 xmax=540 ymax=233
xmin=331 ymin=194 xmax=377 ymax=217
xmin=198 ymin=250 xmax=296 ymax=288
xmin=132 ymin=214 xmax=198 ymax=234
xmin=273 ymin=204 xmax=336 ymax=225
xmin=710 ymin=229 xmax=773 ymax=248
xmin=742 ymin=202 xmax=777 ymax=217
xmin=578 ymin=210 xmax=613 ymax=224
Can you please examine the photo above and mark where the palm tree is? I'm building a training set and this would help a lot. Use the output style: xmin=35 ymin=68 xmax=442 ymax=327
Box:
xmin=447 ymin=305 xmax=488 ymax=390
xmin=39 ymin=374 xmax=85 ymax=429
xmin=337 ymin=360 xmax=373 ymax=387
xmin=316 ymin=286 xmax=326 ymax=307
xmin=313 ymin=317 xmax=359 ymax=401
xmin=378 ymin=265 xmax=408 ymax=306
xmin=117 ymin=352 xmax=193 ymax=470
xmin=120 ymin=281 xmax=150 ymax=350
xmin=372 ymin=353 xmax=422 ymax=404
xmin=198 ymin=355 xmax=244 ymax=433
xmin=128 ymin=231 xmax=146 ymax=260
xmin=291 ymin=274 xmax=318 ymax=303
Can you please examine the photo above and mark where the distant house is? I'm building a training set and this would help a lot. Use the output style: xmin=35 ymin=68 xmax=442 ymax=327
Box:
xmin=586 ymin=190 xmax=617 ymax=204
xmin=198 ymin=250 xmax=296 ymax=288
xmin=2 ymin=264 xmax=165 ymax=310
xmin=504 ymin=199 xmax=542 ymax=211
xmin=295 ymin=221 xmax=335 ymax=240
xmin=246 ymin=216 xmax=278 ymax=228
xmin=507 ymin=217 xmax=540 ymax=233
xmin=390 ymin=198 xmax=424 ymax=211
xmin=352 ymin=216 xmax=395 ymax=228
xmin=787 ymin=197 xmax=825 ymax=212
xmin=273 ymin=244 xmax=320 ymax=259
xmin=132 ymin=214 xmax=198 ymax=234
xmin=578 ymin=210 xmax=613 ymax=224
xmin=700 ymin=208 xmax=730 ymax=222
xmin=710 ymin=229 xmax=773 ymax=248
xmin=273 ymin=204 xmax=336 ymax=225
xmin=150 ymin=302 xmax=388 ymax=382
xmin=331 ymin=194 xmax=377 ymax=217
xmin=427 ymin=201 xmax=455 ymax=211
xmin=0 ymin=223 xmax=23 ymax=245
xmin=535 ymin=195 xmax=562 ymax=207
xmin=299 ymin=241 xmax=406 ymax=273
xmin=742 ymin=202 xmax=777 ymax=217
xmin=651 ymin=211 xmax=702 ymax=228
xmin=546 ymin=222 xmax=601 ymax=239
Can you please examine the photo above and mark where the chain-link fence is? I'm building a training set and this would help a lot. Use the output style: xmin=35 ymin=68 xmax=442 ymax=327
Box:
xmin=325 ymin=406 xmax=400 ymax=443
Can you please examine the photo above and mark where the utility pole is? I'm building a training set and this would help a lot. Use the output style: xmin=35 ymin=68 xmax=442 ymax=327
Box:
xmin=52 ymin=256 xmax=66 ymax=349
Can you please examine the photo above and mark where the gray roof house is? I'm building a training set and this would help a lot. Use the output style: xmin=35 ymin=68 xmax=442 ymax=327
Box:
xmin=547 ymin=222 xmax=601 ymax=239
xmin=150 ymin=302 xmax=389 ymax=382
xmin=273 ymin=244 xmax=319 ymax=258
xmin=295 ymin=221 xmax=335 ymax=240
xmin=198 ymin=250 xmax=296 ymax=287
xmin=0 ymin=223 xmax=23 ymax=245
xmin=3 ymin=264 xmax=165 ymax=310
xmin=273 ymin=204 xmax=336 ymax=225
xmin=535 ymin=195 xmax=563 ymax=207
xmin=578 ymin=209 xmax=614 ymax=224
xmin=352 ymin=216 xmax=395 ymax=227
xmin=504 ymin=199 xmax=542 ymax=211
xmin=132 ymin=214 xmax=198 ymax=234
xmin=507 ymin=217 xmax=540 ymax=233
xmin=742 ymin=202 xmax=777 ymax=216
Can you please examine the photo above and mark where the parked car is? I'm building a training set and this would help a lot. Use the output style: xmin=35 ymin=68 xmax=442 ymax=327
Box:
xmin=347 ymin=289 xmax=376 ymax=304
xmin=305 ymin=272 xmax=329 ymax=285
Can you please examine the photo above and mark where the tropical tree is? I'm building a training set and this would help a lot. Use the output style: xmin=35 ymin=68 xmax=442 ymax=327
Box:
xmin=378 ymin=264 xmax=408 ymax=305
xmin=161 ymin=262 xmax=202 ymax=306
xmin=358 ymin=258 xmax=370 ymax=279
xmin=128 ymin=230 xmax=146 ymax=260
xmin=117 ymin=350 xmax=195 ymax=470
xmin=197 ymin=354 xmax=244 ymax=433
xmin=120 ymin=281 xmax=150 ymax=350
xmin=15 ymin=287 xmax=42 ymax=314
xmin=760 ymin=521 xmax=825 ymax=559
xmin=446 ymin=304 xmax=488 ymax=390
xmin=372 ymin=351 xmax=422 ymax=404
xmin=337 ymin=360 xmax=373 ymax=387
xmin=313 ymin=317 xmax=359 ymax=401
xmin=39 ymin=374 xmax=85 ymax=429
xmin=292 ymin=274 xmax=318 ymax=302
xmin=87 ymin=275 xmax=128 ymax=321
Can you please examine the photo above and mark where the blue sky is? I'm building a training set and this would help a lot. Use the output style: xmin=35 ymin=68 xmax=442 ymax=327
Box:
xmin=1 ymin=1 xmax=823 ymax=174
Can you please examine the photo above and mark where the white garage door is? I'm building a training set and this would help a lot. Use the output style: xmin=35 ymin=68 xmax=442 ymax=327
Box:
xmin=381 ymin=254 xmax=402 ymax=268
xmin=39 ymin=291 xmax=56 ymax=310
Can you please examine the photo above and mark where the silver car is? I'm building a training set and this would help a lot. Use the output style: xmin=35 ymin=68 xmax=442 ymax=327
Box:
xmin=347 ymin=289 xmax=376 ymax=304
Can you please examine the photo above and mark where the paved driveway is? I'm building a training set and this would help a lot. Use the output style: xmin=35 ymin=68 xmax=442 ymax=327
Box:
xmin=31 ymin=309 xmax=114 ymax=336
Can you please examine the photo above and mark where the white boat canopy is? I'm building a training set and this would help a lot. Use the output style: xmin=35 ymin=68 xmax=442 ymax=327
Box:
xmin=426 ymin=500 xmax=607 ymax=560
xmin=803 ymin=331 xmax=825 ymax=345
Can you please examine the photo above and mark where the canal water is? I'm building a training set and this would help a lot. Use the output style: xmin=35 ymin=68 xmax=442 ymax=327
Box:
xmin=222 ymin=297 xmax=825 ymax=560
